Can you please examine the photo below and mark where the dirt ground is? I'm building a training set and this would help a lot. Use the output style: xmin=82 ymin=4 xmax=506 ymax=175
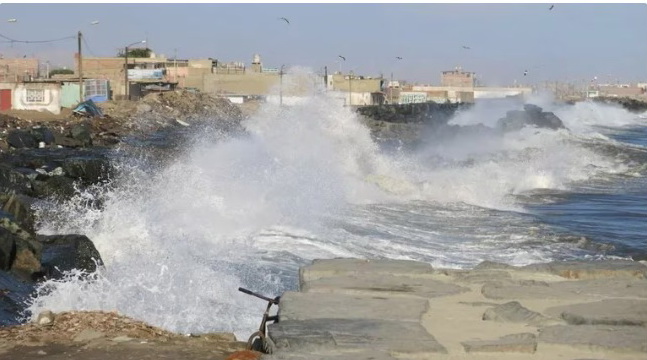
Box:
xmin=0 ymin=311 xmax=249 ymax=360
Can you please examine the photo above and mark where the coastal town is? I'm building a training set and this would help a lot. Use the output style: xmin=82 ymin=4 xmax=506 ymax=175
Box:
xmin=1 ymin=47 xmax=647 ymax=117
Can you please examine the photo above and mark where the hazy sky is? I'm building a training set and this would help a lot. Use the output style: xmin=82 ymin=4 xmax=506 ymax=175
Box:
xmin=1 ymin=3 xmax=645 ymax=86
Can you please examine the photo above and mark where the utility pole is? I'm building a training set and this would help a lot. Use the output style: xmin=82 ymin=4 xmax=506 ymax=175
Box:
xmin=78 ymin=31 xmax=83 ymax=102
xmin=348 ymin=72 xmax=352 ymax=106
xmin=279 ymin=65 xmax=285 ymax=106
xmin=390 ymin=72 xmax=393 ymax=104
xmin=174 ymin=48 xmax=177 ymax=84
xmin=124 ymin=46 xmax=129 ymax=100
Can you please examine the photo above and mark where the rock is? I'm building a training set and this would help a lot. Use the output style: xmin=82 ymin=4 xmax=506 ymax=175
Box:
xmin=136 ymin=103 xmax=152 ymax=113
xmin=278 ymin=291 xmax=429 ymax=322
xmin=0 ymin=164 xmax=33 ymax=195
xmin=36 ymin=310 xmax=55 ymax=326
xmin=538 ymin=325 xmax=647 ymax=353
xmin=69 ymin=123 xmax=92 ymax=147
xmin=268 ymin=318 xmax=447 ymax=355
xmin=38 ymin=234 xmax=103 ymax=278
xmin=522 ymin=260 xmax=647 ymax=279
xmin=545 ymin=299 xmax=647 ymax=326
xmin=31 ymin=175 xmax=76 ymax=199
xmin=496 ymin=104 xmax=566 ymax=132
xmin=482 ymin=301 xmax=548 ymax=325
xmin=473 ymin=261 xmax=515 ymax=270
xmin=7 ymin=130 xmax=37 ymax=149
xmin=0 ymin=194 xmax=36 ymax=234
xmin=0 ymin=227 xmax=17 ymax=270
xmin=461 ymin=333 xmax=537 ymax=353
xmin=73 ymin=328 xmax=105 ymax=342
xmin=30 ymin=126 xmax=55 ymax=145
xmin=300 ymin=258 xmax=434 ymax=285
xmin=62 ymin=156 xmax=110 ymax=185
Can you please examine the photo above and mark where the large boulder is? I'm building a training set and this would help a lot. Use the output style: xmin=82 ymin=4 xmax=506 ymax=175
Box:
xmin=0 ymin=164 xmax=33 ymax=195
xmin=0 ymin=194 xmax=36 ymax=234
xmin=497 ymin=104 xmax=565 ymax=132
xmin=7 ymin=130 xmax=37 ymax=149
xmin=0 ymin=227 xmax=17 ymax=270
xmin=38 ymin=234 xmax=103 ymax=278
xmin=69 ymin=123 xmax=93 ymax=147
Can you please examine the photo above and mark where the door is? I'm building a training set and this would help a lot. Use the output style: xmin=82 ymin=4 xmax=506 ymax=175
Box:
xmin=0 ymin=89 xmax=11 ymax=110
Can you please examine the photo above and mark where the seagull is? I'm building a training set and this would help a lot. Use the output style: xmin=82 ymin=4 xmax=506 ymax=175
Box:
xmin=523 ymin=70 xmax=528 ymax=76
xmin=279 ymin=17 xmax=290 ymax=25
xmin=338 ymin=55 xmax=346 ymax=61
xmin=395 ymin=56 xmax=402 ymax=60
xmin=462 ymin=45 xmax=471 ymax=50
xmin=549 ymin=5 xmax=554 ymax=10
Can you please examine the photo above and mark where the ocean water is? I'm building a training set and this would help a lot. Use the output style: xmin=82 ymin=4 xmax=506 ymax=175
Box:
xmin=26 ymin=72 xmax=647 ymax=339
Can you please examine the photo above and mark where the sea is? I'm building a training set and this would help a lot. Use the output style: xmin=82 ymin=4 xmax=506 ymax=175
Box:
xmin=24 ymin=73 xmax=647 ymax=339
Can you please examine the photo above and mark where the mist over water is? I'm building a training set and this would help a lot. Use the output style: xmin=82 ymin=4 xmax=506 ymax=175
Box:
xmin=28 ymin=70 xmax=647 ymax=337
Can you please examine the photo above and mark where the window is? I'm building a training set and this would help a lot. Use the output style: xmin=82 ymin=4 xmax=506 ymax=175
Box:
xmin=25 ymin=89 xmax=45 ymax=103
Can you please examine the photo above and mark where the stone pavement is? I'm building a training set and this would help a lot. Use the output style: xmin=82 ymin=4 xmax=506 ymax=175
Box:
xmin=264 ymin=258 xmax=647 ymax=360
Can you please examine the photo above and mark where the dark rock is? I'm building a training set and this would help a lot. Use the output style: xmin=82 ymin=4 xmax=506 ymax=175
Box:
xmin=497 ymin=104 xmax=566 ymax=131
xmin=0 ymin=194 xmax=36 ymax=234
xmin=7 ymin=130 xmax=37 ymax=149
xmin=38 ymin=234 xmax=103 ymax=278
xmin=0 ymin=164 xmax=33 ymax=195
xmin=62 ymin=156 xmax=110 ymax=184
xmin=30 ymin=126 xmax=55 ymax=145
xmin=0 ymin=227 xmax=17 ymax=270
xmin=31 ymin=175 xmax=77 ymax=199
xmin=69 ymin=123 xmax=93 ymax=147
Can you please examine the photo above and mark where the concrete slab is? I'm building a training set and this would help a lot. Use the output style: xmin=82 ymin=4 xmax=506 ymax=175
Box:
xmin=302 ymin=274 xmax=469 ymax=298
xmin=538 ymin=325 xmax=647 ymax=353
xmin=299 ymin=259 xmax=434 ymax=286
xmin=522 ymin=260 xmax=647 ymax=279
xmin=482 ymin=279 xmax=647 ymax=300
xmin=461 ymin=333 xmax=537 ymax=353
xmin=278 ymin=292 xmax=429 ymax=323
xmin=267 ymin=319 xmax=447 ymax=355
xmin=545 ymin=299 xmax=647 ymax=326
xmin=263 ymin=349 xmax=396 ymax=360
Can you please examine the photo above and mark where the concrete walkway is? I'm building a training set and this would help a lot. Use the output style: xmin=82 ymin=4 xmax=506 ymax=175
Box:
xmin=265 ymin=258 xmax=647 ymax=360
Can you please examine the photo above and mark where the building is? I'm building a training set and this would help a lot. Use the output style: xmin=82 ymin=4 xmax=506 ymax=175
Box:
xmin=441 ymin=67 xmax=475 ymax=88
xmin=0 ymin=80 xmax=62 ymax=114
xmin=0 ymin=57 xmax=40 ymax=82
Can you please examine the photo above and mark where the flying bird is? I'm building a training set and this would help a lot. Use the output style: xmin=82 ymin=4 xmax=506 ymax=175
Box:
xmin=462 ymin=46 xmax=471 ymax=50
xmin=396 ymin=56 xmax=402 ymax=60
xmin=523 ymin=70 xmax=528 ymax=76
xmin=278 ymin=17 xmax=290 ymax=24
xmin=338 ymin=55 xmax=346 ymax=61
xmin=549 ymin=5 xmax=554 ymax=10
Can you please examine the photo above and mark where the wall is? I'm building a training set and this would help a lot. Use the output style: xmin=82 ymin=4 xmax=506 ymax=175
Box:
xmin=328 ymin=74 xmax=382 ymax=93
xmin=441 ymin=70 xmax=474 ymax=87
xmin=211 ymin=73 xmax=280 ymax=95
xmin=0 ymin=58 xmax=39 ymax=82
xmin=12 ymin=83 xmax=61 ymax=114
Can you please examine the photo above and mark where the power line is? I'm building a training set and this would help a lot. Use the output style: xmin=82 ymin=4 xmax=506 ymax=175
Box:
xmin=0 ymin=33 xmax=76 ymax=44
xmin=82 ymin=34 xmax=98 ymax=57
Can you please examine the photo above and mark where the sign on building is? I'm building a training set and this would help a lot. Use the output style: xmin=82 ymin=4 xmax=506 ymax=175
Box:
xmin=128 ymin=69 xmax=165 ymax=80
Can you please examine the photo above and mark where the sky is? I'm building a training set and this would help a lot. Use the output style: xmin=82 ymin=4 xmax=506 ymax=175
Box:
xmin=0 ymin=3 xmax=646 ymax=86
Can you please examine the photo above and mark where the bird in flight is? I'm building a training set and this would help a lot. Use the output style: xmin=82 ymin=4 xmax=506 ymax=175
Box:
xmin=523 ymin=70 xmax=528 ymax=76
xmin=462 ymin=46 xmax=471 ymax=50
xmin=338 ymin=55 xmax=346 ymax=61
xmin=278 ymin=17 xmax=290 ymax=24
xmin=549 ymin=5 xmax=554 ymax=10
xmin=396 ymin=56 xmax=402 ymax=60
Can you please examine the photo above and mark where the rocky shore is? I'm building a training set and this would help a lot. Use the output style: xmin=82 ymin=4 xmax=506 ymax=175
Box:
xmin=0 ymin=90 xmax=245 ymax=327
xmin=265 ymin=258 xmax=647 ymax=360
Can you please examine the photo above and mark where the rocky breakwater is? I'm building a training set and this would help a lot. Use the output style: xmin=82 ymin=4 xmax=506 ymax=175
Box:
xmin=0 ymin=90 xmax=245 ymax=326
xmin=264 ymin=258 xmax=647 ymax=360
xmin=356 ymin=102 xmax=471 ymax=144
